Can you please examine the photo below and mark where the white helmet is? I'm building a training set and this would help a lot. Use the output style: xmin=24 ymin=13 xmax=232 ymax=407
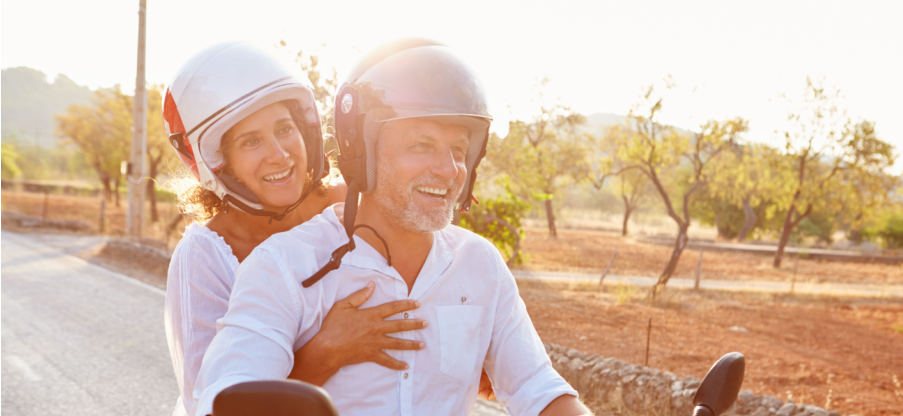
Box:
xmin=162 ymin=41 xmax=325 ymax=219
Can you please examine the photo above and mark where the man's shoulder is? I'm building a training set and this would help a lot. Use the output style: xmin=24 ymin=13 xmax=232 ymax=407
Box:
xmin=440 ymin=224 xmax=496 ymax=249
xmin=439 ymin=225 xmax=507 ymax=269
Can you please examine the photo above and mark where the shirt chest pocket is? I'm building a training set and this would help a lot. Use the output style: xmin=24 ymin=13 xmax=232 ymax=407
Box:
xmin=436 ymin=305 xmax=485 ymax=382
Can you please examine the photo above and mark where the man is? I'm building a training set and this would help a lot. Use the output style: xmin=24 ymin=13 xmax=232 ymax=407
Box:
xmin=194 ymin=39 xmax=590 ymax=416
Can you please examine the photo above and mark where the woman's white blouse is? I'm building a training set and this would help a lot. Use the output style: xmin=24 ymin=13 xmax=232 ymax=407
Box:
xmin=164 ymin=223 xmax=239 ymax=416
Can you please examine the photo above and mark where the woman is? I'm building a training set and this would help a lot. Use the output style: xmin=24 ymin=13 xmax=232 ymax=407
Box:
xmin=162 ymin=42 xmax=428 ymax=416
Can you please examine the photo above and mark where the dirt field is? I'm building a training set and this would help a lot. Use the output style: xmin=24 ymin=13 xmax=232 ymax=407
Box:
xmin=522 ymin=280 xmax=903 ymax=416
xmin=1 ymin=190 xmax=189 ymax=249
xmin=516 ymin=228 xmax=903 ymax=285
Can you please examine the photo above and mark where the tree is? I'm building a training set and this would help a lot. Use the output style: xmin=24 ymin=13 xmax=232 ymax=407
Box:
xmin=838 ymin=121 xmax=898 ymax=242
xmin=55 ymin=88 xmax=132 ymax=206
xmin=483 ymin=116 xmax=591 ymax=237
xmin=614 ymin=83 xmax=746 ymax=297
xmin=482 ymin=79 xmax=592 ymax=237
xmin=703 ymin=142 xmax=789 ymax=241
xmin=771 ymin=78 xmax=896 ymax=267
xmin=1 ymin=140 xmax=23 ymax=179
xmin=590 ymin=125 xmax=655 ymax=236
xmin=613 ymin=169 xmax=654 ymax=236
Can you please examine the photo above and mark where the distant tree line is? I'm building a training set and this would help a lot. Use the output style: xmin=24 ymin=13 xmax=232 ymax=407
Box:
xmin=476 ymin=76 xmax=899 ymax=297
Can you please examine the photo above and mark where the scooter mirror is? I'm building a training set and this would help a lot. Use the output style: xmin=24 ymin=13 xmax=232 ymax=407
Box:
xmin=692 ymin=352 xmax=745 ymax=416
xmin=212 ymin=380 xmax=339 ymax=416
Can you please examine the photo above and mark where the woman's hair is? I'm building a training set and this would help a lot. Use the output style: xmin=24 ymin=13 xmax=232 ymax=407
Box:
xmin=167 ymin=99 xmax=330 ymax=223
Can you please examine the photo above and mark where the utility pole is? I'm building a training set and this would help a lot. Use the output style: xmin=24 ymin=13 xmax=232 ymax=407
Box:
xmin=126 ymin=0 xmax=148 ymax=239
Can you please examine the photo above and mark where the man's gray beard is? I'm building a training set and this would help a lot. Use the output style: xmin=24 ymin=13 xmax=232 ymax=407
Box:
xmin=372 ymin=158 xmax=463 ymax=234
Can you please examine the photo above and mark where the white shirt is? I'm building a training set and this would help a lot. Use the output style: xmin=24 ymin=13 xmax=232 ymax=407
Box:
xmin=164 ymin=223 xmax=240 ymax=416
xmin=194 ymin=205 xmax=576 ymax=416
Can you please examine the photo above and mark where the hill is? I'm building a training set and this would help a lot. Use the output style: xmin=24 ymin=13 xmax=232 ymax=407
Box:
xmin=581 ymin=112 xmax=694 ymax=138
xmin=1 ymin=67 xmax=92 ymax=147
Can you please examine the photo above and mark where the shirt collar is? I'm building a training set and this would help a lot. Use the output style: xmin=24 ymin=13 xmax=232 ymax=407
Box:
xmin=326 ymin=208 xmax=455 ymax=299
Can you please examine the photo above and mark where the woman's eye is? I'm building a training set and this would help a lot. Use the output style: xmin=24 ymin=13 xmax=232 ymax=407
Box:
xmin=277 ymin=125 xmax=293 ymax=135
xmin=242 ymin=137 xmax=260 ymax=147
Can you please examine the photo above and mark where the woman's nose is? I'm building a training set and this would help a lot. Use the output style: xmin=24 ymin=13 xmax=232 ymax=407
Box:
xmin=264 ymin=136 xmax=289 ymax=164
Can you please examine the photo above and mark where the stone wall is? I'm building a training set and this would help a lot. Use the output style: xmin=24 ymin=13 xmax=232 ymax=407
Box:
xmin=544 ymin=343 xmax=840 ymax=416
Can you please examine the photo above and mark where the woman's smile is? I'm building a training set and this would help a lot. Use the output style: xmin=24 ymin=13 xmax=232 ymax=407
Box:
xmin=262 ymin=164 xmax=295 ymax=184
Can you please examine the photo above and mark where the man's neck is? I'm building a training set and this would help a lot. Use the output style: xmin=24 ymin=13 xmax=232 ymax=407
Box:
xmin=348 ymin=198 xmax=434 ymax=295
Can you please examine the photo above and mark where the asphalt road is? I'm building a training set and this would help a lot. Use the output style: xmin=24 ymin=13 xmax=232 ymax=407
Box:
xmin=1 ymin=231 xmax=177 ymax=415
xmin=0 ymin=231 xmax=508 ymax=416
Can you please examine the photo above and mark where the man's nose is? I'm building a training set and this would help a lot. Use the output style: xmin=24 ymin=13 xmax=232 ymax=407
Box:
xmin=429 ymin=148 xmax=462 ymax=182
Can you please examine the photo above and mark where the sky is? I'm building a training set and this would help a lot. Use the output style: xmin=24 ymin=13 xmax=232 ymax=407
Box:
xmin=3 ymin=0 xmax=902 ymax=168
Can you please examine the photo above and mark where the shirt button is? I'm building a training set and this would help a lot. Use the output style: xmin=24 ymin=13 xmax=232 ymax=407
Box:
xmin=404 ymin=373 xmax=409 ymax=379
xmin=404 ymin=312 xmax=409 ymax=319
xmin=461 ymin=296 xmax=467 ymax=303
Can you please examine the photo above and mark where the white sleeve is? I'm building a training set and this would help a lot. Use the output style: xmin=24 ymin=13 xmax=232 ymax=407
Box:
xmin=192 ymin=247 xmax=304 ymax=416
xmin=483 ymin=250 xmax=578 ymax=416
xmin=164 ymin=234 xmax=235 ymax=416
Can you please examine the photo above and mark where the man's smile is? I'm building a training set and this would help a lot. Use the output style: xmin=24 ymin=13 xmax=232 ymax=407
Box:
xmin=414 ymin=186 xmax=448 ymax=199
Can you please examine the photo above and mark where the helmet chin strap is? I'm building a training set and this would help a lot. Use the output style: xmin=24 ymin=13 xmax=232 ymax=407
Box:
xmin=301 ymin=180 xmax=392 ymax=288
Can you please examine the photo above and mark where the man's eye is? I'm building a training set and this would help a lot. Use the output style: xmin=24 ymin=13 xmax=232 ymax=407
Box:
xmin=416 ymin=142 xmax=433 ymax=150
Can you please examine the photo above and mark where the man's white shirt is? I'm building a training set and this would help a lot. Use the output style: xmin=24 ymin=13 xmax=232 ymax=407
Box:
xmin=194 ymin=205 xmax=576 ymax=416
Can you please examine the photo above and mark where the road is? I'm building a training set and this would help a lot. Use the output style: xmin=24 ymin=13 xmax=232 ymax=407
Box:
xmin=1 ymin=231 xmax=177 ymax=415
xmin=0 ymin=231 xmax=508 ymax=416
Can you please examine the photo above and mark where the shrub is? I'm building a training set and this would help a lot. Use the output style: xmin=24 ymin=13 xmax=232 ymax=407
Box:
xmin=459 ymin=188 xmax=530 ymax=265
xmin=860 ymin=210 xmax=903 ymax=249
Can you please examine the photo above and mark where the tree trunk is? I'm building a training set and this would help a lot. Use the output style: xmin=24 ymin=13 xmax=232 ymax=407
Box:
xmin=737 ymin=197 xmax=757 ymax=242
xmin=544 ymin=198 xmax=557 ymax=237
xmin=147 ymin=179 xmax=158 ymax=222
xmin=848 ymin=212 xmax=864 ymax=242
xmin=773 ymin=209 xmax=795 ymax=268
xmin=147 ymin=159 xmax=159 ymax=222
xmin=773 ymin=200 xmax=813 ymax=268
xmin=651 ymin=224 xmax=689 ymax=299
xmin=113 ymin=176 xmax=121 ymax=208
xmin=100 ymin=175 xmax=113 ymax=203
xmin=621 ymin=198 xmax=632 ymax=236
